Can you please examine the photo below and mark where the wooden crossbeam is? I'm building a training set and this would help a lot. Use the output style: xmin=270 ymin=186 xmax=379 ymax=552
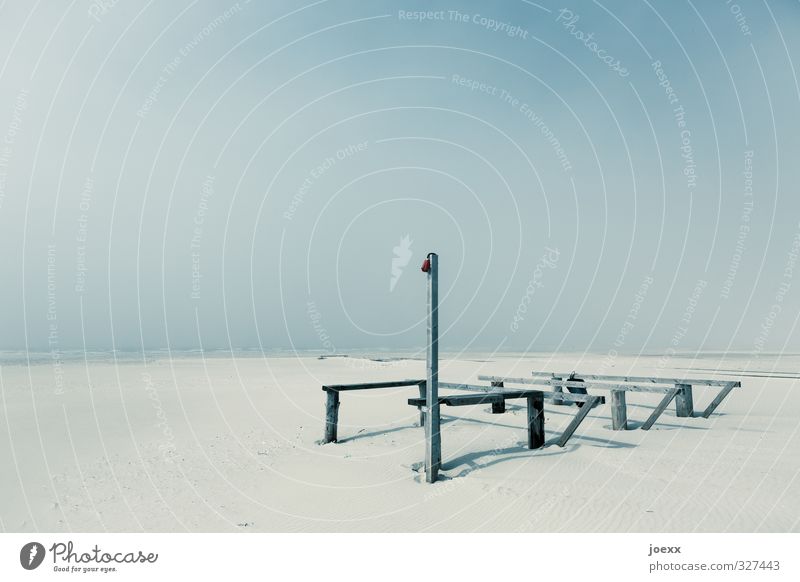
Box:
xmin=641 ymin=388 xmax=680 ymax=430
xmin=438 ymin=382 xmax=605 ymax=404
xmin=529 ymin=371 xmax=741 ymax=388
xmin=477 ymin=375 xmax=677 ymax=394
xmin=322 ymin=379 xmax=425 ymax=392
xmin=408 ymin=394 xmax=504 ymax=407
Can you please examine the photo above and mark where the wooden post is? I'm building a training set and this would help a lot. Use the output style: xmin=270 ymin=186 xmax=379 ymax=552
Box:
xmin=425 ymin=253 xmax=441 ymax=483
xmin=552 ymin=376 xmax=564 ymax=406
xmin=417 ymin=381 xmax=426 ymax=427
xmin=675 ymin=383 xmax=693 ymax=417
xmin=610 ymin=390 xmax=628 ymax=430
xmin=527 ymin=391 xmax=545 ymax=449
xmin=324 ymin=389 xmax=340 ymax=443
xmin=490 ymin=380 xmax=506 ymax=413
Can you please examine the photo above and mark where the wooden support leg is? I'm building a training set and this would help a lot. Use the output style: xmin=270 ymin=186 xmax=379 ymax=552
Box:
xmin=557 ymin=396 xmax=599 ymax=447
xmin=610 ymin=390 xmax=628 ymax=430
xmin=641 ymin=388 xmax=679 ymax=430
xmin=324 ymin=389 xmax=340 ymax=443
xmin=552 ymin=377 xmax=565 ymax=406
xmin=675 ymin=383 xmax=694 ymax=417
xmin=527 ymin=391 xmax=545 ymax=449
xmin=703 ymin=382 xmax=737 ymax=418
xmin=491 ymin=381 xmax=506 ymax=413
xmin=417 ymin=382 xmax=426 ymax=427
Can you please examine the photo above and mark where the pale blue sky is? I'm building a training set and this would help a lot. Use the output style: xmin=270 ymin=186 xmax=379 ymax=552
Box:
xmin=0 ymin=0 xmax=798 ymax=354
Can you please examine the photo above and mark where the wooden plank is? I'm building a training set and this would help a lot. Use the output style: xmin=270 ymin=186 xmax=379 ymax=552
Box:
xmin=527 ymin=392 xmax=545 ymax=449
xmin=610 ymin=390 xmax=628 ymax=430
xmin=675 ymin=383 xmax=693 ymax=417
xmin=322 ymin=379 xmax=424 ymax=391
xmin=324 ymin=389 xmax=340 ymax=443
xmin=529 ymin=371 xmax=740 ymax=387
xmin=557 ymin=396 xmax=601 ymax=447
xmin=491 ymin=380 xmax=505 ymax=413
xmin=476 ymin=376 xmax=677 ymax=394
xmin=425 ymin=253 xmax=441 ymax=483
xmin=409 ymin=393 xmax=520 ymax=407
xmin=437 ymin=383 xmax=605 ymax=404
xmin=408 ymin=389 xmax=605 ymax=408
xmin=444 ymin=394 xmax=503 ymax=407
xmin=641 ymin=388 xmax=680 ymax=430
xmin=702 ymin=382 xmax=737 ymax=418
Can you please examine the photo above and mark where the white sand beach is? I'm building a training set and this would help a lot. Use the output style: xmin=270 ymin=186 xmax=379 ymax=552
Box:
xmin=1 ymin=352 xmax=798 ymax=533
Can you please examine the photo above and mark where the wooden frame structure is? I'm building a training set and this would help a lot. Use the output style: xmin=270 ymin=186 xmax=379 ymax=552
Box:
xmin=319 ymin=253 xmax=742 ymax=483
xmin=321 ymin=379 xmax=425 ymax=443
xmin=476 ymin=372 xmax=740 ymax=431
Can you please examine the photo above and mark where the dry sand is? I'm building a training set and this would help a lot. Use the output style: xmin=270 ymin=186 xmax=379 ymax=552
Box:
xmin=1 ymin=352 xmax=798 ymax=532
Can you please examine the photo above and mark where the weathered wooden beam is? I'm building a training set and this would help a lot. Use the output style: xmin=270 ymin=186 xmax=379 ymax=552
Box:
xmin=437 ymin=383 xmax=605 ymax=404
xmin=529 ymin=371 xmax=739 ymax=387
xmin=477 ymin=375 xmax=681 ymax=394
xmin=527 ymin=392 xmax=545 ymax=449
xmin=324 ymin=389 xmax=340 ymax=443
xmin=557 ymin=396 xmax=601 ymax=447
xmin=610 ymin=390 xmax=628 ymax=430
xmin=322 ymin=379 xmax=425 ymax=392
xmin=675 ymin=383 xmax=693 ymax=417
xmin=702 ymin=382 xmax=738 ymax=418
xmin=409 ymin=394 xmax=503 ymax=407
xmin=641 ymin=388 xmax=680 ymax=430
xmin=491 ymin=380 xmax=505 ymax=413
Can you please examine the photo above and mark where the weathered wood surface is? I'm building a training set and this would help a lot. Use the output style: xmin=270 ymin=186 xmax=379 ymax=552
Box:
xmin=408 ymin=394 xmax=504 ymax=407
xmin=324 ymin=389 xmax=340 ymax=443
xmin=557 ymin=396 xmax=601 ymax=447
xmin=702 ymin=382 xmax=738 ymax=418
xmin=675 ymin=383 xmax=694 ymax=417
xmin=322 ymin=379 xmax=425 ymax=392
xmin=552 ymin=376 xmax=564 ymax=406
xmin=527 ymin=392 xmax=545 ymax=449
xmin=529 ymin=371 xmax=741 ymax=388
xmin=610 ymin=390 xmax=628 ymax=430
xmin=641 ymin=388 xmax=680 ymax=430
xmin=477 ymin=375 xmax=678 ymax=394
xmin=491 ymin=380 xmax=505 ymax=413
xmin=437 ymin=383 xmax=605 ymax=404
xmin=417 ymin=382 xmax=426 ymax=426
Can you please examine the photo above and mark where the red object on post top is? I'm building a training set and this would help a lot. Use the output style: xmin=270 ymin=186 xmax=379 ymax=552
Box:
xmin=421 ymin=258 xmax=431 ymax=273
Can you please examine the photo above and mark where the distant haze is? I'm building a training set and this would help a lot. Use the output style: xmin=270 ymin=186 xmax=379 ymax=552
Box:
xmin=0 ymin=1 xmax=798 ymax=355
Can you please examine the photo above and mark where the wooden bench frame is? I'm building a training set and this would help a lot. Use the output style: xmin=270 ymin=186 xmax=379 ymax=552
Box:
xmin=321 ymin=379 xmax=604 ymax=454
xmin=530 ymin=371 xmax=740 ymax=426
xmin=477 ymin=373 xmax=740 ymax=431
xmin=409 ymin=384 xmax=603 ymax=448
xmin=408 ymin=390 xmax=547 ymax=450
xmin=321 ymin=379 xmax=425 ymax=443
